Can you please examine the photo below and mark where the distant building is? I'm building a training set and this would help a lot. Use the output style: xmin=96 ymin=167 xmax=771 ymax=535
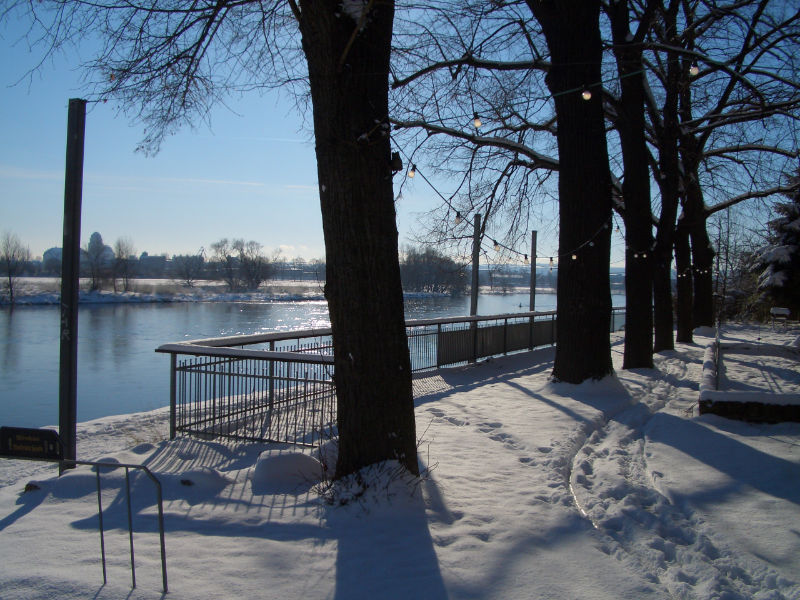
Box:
xmin=138 ymin=252 xmax=167 ymax=278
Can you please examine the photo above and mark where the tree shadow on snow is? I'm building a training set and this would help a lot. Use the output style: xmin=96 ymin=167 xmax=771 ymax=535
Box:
xmin=647 ymin=413 xmax=800 ymax=506
xmin=326 ymin=466 xmax=448 ymax=600
xmin=412 ymin=347 xmax=556 ymax=408
xmin=50 ymin=437 xmax=447 ymax=598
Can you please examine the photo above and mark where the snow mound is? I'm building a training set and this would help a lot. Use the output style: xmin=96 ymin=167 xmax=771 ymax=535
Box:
xmin=694 ymin=325 xmax=717 ymax=337
xmin=160 ymin=467 xmax=233 ymax=505
xmin=251 ymin=450 xmax=323 ymax=495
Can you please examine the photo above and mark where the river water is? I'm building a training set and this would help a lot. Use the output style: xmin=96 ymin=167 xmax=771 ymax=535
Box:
xmin=0 ymin=292 xmax=621 ymax=428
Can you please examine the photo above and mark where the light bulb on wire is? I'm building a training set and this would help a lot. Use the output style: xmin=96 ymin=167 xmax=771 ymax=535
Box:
xmin=689 ymin=63 xmax=699 ymax=76
xmin=408 ymin=164 xmax=416 ymax=178
xmin=581 ymin=88 xmax=592 ymax=101
xmin=473 ymin=113 xmax=482 ymax=129
xmin=455 ymin=211 xmax=463 ymax=225
xmin=493 ymin=239 xmax=500 ymax=252
xmin=523 ymin=254 xmax=529 ymax=265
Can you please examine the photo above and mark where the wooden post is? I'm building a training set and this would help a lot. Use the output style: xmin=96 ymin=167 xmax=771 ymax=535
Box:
xmin=470 ymin=214 xmax=481 ymax=362
xmin=470 ymin=214 xmax=481 ymax=316
xmin=529 ymin=230 xmax=537 ymax=312
xmin=59 ymin=98 xmax=86 ymax=473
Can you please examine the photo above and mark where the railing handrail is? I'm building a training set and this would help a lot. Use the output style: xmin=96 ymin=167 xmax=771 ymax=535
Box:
xmin=156 ymin=307 xmax=626 ymax=364
xmin=157 ymin=309 xmax=577 ymax=351
xmin=155 ymin=343 xmax=334 ymax=364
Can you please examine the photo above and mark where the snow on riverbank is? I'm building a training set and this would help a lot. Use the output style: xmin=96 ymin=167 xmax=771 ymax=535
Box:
xmin=2 ymin=277 xmax=555 ymax=306
xmin=2 ymin=278 xmax=329 ymax=305
xmin=0 ymin=324 xmax=798 ymax=599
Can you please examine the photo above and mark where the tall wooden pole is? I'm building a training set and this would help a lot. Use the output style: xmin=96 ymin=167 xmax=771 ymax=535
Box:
xmin=59 ymin=98 xmax=86 ymax=473
xmin=470 ymin=213 xmax=481 ymax=316
xmin=529 ymin=230 xmax=537 ymax=311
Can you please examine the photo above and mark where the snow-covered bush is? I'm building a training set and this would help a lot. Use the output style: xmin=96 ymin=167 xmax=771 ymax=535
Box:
xmin=752 ymin=177 xmax=800 ymax=318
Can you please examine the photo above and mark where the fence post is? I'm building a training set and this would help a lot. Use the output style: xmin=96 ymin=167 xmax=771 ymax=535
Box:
xmin=169 ymin=354 xmax=176 ymax=440
xmin=436 ymin=323 xmax=442 ymax=368
xmin=268 ymin=340 xmax=275 ymax=413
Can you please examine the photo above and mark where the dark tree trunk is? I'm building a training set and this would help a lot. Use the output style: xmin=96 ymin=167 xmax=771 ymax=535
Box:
xmin=675 ymin=5 xmax=715 ymax=329
xmin=297 ymin=0 xmax=418 ymax=479
xmin=652 ymin=5 xmax=682 ymax=353
xmin=687 ymin=181 xmax=715 ymax=327
xmin=527 ymin=0 xmax=613 ymax=382
xmin=675 ymin=214 xmax=693 ymax=342
xmin=608 ymin=0 xmax=654 ymax=369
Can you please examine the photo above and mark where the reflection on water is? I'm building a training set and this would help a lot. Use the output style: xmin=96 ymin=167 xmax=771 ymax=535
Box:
xmin=0 ymin=292 xmax=620 ymax=428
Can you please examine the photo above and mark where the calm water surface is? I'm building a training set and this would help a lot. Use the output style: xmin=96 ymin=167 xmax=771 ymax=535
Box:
xmin=0 ymin=292 xmax=619 ymax=427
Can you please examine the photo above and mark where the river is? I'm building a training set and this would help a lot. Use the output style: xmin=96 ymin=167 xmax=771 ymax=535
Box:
xmin=0 ymin=292 xmax=623 ymax=428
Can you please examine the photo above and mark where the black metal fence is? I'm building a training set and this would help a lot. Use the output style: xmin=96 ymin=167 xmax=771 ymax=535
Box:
xmin=156 ymin=308 xmax=625 ymax=446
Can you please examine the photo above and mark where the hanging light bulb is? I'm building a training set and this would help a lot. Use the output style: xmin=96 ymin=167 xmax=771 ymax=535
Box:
xmin=408 ymin=164 xmax=416 ymax=178
xmin=581 ymin=88 xmax=592 ymax=101
xmin=689 ymin=63 xmax=699 ymax=76
xmin=493 ymin=239 xmax=500 ymax=252
xmin=455 ymin=211 xmax=463 ymax=225
xmin=473 ymin=113 xmax=482 ymax=129
xmin=523 ymin=254 xmax=529 ymax=265
xmin=571 ymin=254 xmax=578 ymax=260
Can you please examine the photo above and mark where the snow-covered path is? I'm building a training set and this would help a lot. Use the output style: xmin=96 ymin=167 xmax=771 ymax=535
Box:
xmin=572 ymin=330 xmax=800 ymax=599
xmin=0 ymin=325 xmax=798 ymax=599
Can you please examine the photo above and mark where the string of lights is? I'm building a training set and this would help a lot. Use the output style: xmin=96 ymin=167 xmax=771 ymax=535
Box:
xmin=396 ymin=62 xmax=700 ymax=133
xmin=387 ymin=58 xmax=705 ymax=269
xmin=394 ymin=145 xmax=628 ymax=268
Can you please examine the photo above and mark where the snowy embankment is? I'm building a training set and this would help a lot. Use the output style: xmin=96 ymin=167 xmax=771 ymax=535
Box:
xmin=0 ymin=325 xmax=798 ymax=599
xmin=2 ymin=277 xmax=555 ymax=305
xmin=2 ymin=278 xmax=328 ymax=305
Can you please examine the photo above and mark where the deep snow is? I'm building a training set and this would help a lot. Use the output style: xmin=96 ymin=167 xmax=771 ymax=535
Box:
xmin=0 ymin=324 xmax=798 ymax=599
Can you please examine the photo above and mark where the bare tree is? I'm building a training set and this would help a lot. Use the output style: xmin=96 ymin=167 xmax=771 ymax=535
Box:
xmin=11 ymin=0 xmax=419 ymax=477
xmin=392 ymin=0 xmax=614 ymax=382
xmin=1 ymin=232 xmax=31 ymax=304
xmin=400 ymin=245 xmax=467 ymax=295
xmin=233 ymin=240 xmax=271 ymax=291
xmin=172 ymin=250 xmax=206 ymax=288
xmin=209 ymin=238 xmax=240 ymax=292
xmin=113 ymin=237 xmax=136 ymax=292
xmin=643 ymin=0 xmax=800 ymax=344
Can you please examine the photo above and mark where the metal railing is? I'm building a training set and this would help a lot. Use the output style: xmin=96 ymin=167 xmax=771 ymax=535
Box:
xmin=156 ymin=307 xmax=625 ymax=445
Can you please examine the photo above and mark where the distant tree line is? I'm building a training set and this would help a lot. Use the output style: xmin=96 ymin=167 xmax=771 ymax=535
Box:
xmin=1 ymin=228 xmax=629 ymax=303
xmin=5 ymin=232 xmax=508 ymax=299
xmin=400 ymin=246 xmax=467 ymax=295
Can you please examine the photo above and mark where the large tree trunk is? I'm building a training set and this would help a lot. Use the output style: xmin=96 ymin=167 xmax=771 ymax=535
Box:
xmin=609 ymin=0 xmax=654 ymax=369
xmin=527 ymin=0 xmax=613 ymax=382
xmin=297 ymin=0 xmax=418 ymax=479
xmin=652 ymin=4 xmax=682 ymax=353
xmin=686 ymin=179 xmax=715 ymax=327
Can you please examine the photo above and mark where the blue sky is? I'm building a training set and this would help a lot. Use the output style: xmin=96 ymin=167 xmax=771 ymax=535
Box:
xmin=0 ymin=14 xmax=446 ymax=262
xmin=0 ymin=11 xmax=616 ymax=269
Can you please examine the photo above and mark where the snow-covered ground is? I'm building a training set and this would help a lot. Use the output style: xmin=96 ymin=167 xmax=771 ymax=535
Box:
xmin=1 ymin=324 xmax=798 ymax=599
